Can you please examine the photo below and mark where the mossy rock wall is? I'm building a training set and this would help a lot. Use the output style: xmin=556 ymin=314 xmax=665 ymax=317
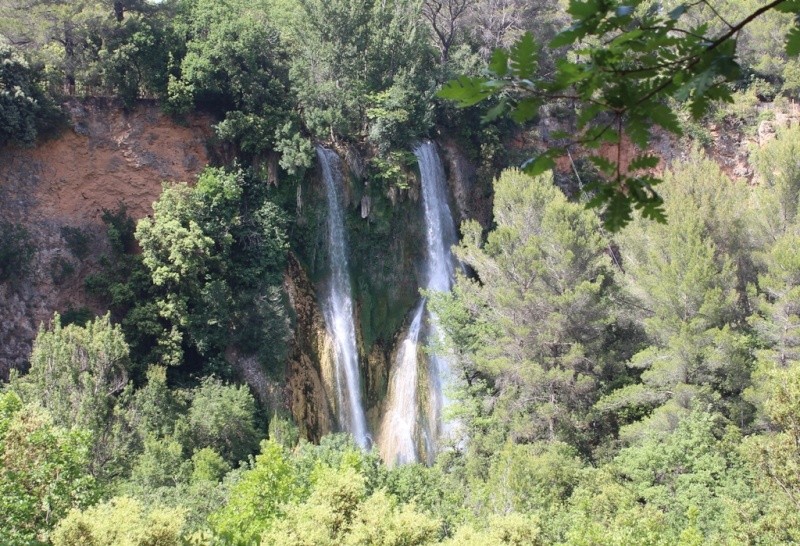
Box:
xmin=272 ymin=138 xmax=489 ymax=440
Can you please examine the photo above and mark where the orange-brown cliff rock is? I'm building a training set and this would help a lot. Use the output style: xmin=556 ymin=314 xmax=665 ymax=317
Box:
xmin=0 ymin=99 xmax=212 ymax=376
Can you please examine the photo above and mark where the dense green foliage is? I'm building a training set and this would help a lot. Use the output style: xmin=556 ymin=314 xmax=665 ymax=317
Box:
xmin=5 ymin=0 xmax=800 ymax=544
xmin=267 ymin=0 xmax=436 ymax=150
xmin=426 ymin=149 xmax=800 ymax=542
xmin=431 ymin=169 xmax=620 ymax=451
xmin=14 ymin=314 xmax=137 ymax=479
xmin=440 ymin=0 xmax=800 ymax=229
xmin=0 ymin=0 xmax=500 ymax=158
xmin=135 ymin=167 xmax=290 ymax=373
xmin=0 ymin=45 xmax=61 ymax=146
xmin=52 ymin=497 xmax=186 ymax=546
xmin=84 ymin=206 xmax=168 ymax=375
xmin=8 ymin=147 xmax=800 ymax=543
xmin=0 ymin=0 xmax=178 ymax=102
xmin=85 ymin=167 xmax=290 ymax=378
xmin=168 ymin=0 xmax=295 ymax=157
xmin=0 ymin=392 xmax=98 ymax=545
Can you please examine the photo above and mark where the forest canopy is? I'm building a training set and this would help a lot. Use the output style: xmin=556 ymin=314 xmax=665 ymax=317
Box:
xmin=2 ymin=0 xmax=800 ymax=544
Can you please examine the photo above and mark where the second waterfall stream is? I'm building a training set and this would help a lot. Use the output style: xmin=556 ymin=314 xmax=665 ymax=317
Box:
xmin=379 ymin=141 xmax=459 ymax=465
xmin=317 ymin=146 xmax=370 ymax=449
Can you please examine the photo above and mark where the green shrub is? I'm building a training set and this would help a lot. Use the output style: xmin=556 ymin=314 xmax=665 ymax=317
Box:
xmin=0 ymin=222 xmax=34 ymax=283
xmin=52 ymin=496 xmax=186 ymax=546
xmin=61 ymin=226 xmax=91 ymax=260
xmin=0 ymin=45 xmax=61 ymax=147
xmin=0 ymin=392 xmax=98 ymax=545
xmin=85 ymin=206 xmax=165 ymax=375
xmin=17 ymin=314 xmax=138 ymax=479
xmin=60 ymin=307 xmax=94 ymax=327
xmin=180 ymin=376 xmax=264 ymax=465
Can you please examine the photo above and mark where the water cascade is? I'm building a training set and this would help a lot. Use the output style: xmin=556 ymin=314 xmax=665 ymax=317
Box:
xmin=316 ymin=146 xmax=370 ymax=448
xmin=378 ymin=302 xmax=425 ymax=465
xmin=379 ymin=141 xmax=459 ymax=465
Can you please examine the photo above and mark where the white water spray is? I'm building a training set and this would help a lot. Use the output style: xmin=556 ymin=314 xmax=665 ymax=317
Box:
xmin=417 ymin=141 xmax=458 ymax=295
xmin=417 ymin=141 xmax=459 ymax=458
xmin=316 ymin=146 xmax=369 ymax=448
xmin=379 ymin=302 xmax=425 ymax=465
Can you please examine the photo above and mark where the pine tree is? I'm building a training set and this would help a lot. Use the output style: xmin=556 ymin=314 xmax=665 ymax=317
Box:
xmin=15 ymin=313 xmax=138 ymax=478
xmin=600 ymin=158 xmax=755 ymax=439
xmin=432 ymin=168 xmax=618 ymax=450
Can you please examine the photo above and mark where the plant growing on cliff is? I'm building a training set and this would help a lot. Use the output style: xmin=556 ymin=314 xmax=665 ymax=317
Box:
xmin=60 ymin=226 xmax=91 ymax=260
xmin=371 ymin=150 xmax=416 ymax=190
xmin=0 ymin=45 xmax=61 ymax=147
xmin=85 ymin=207 xmax=168 ymax=377
xmin=0 ymin=221 xmax=34 ymax=283
xmin=136 ymin=166 xmax=291 ymax=375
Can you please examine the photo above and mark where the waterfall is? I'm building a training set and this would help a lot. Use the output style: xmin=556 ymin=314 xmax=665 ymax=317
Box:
xmin=416 ymin=140 xmax=459 ymax=459
xmin=316 ymin=146 xmax=370 ymax=448
xmin=417 ymin=141 xmax=458 ymax=295
xmin=379 ymin=141 xmax=459 ymax=465
xmin=379 ymin=302 xmax=424 ymax=465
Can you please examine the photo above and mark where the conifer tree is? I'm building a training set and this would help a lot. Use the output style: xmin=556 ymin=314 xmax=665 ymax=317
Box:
xmin=16 ymin=313 xmax=138 ymax=478
xmin=432 ymin=168 xmax=618 ymax=450
xmin=601 ymin=159 xmax=755 ymax=437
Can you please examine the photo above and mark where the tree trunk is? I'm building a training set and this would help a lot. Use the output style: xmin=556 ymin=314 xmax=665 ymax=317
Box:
xmin=64 ymin=23 xmax=76 ymax=95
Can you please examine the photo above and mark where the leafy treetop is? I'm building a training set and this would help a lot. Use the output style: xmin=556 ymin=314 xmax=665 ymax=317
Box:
xmin=440 ymin=0 xmax=800 ymax=230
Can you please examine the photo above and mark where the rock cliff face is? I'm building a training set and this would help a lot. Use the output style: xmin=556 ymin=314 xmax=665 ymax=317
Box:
xmin=283 ymin=253 xmax=336 ymax=441
xmin=0 ymin=99 xmax=492 ymax=444
xmin=0 ymin=99 xmax=212 ymax=376
xmin=440 ymin=137 xmax=492 ymax=230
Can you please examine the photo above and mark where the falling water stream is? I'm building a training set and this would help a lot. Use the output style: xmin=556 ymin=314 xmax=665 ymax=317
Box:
xmin=380 ymin=141 xmax=458 ymax=465
xmin=379 ymin=302 xmax=425 ymax=465
xmin=317 ymin=146 xmax=370 ymax=448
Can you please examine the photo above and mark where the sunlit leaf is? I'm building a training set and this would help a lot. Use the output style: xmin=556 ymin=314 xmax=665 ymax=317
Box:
xmin=437 ymin=76 xmax=493 ymax=107
xmin=509 ymin=32 xmax=538 ymax=79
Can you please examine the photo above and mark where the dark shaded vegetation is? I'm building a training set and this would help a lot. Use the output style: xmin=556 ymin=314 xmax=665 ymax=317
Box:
xmin=0 ymin=221 xmax=34 ymax=283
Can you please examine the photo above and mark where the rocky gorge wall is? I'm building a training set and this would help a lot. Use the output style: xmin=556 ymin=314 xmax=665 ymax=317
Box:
xmin=6 ymin=98 xmax=787 ymax=444
xmin=0 ymin=99 xmax=493 ymax=443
